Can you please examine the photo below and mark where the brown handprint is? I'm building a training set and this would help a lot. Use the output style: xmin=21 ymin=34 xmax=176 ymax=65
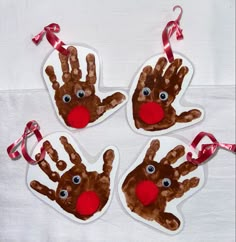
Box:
xmin=30 ymin=136 xmax=115 ymax=220
xmin=122 ymin=139 xmax=200 ymax=231
xmin=132 ymin=57 xmax=202 ymax=131
xmin=45 ymin=46 xmax=126 ymax=129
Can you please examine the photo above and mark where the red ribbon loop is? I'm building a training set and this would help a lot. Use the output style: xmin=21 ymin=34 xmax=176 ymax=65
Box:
xmin=7 ymin=120 xmax=45 ymax=165
xmin=187 ymin=132 xmax=236 ymax=165
xmin=162 ymin=5 xmax=184 ymax=63
xmin=32 ymin=23 xmax=69 ymax=56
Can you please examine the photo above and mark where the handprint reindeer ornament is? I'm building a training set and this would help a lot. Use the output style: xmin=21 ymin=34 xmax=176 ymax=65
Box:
xmin=118 ymin=136 xmax=205 ymax=234
xmin=43 ymin=45 xmax=127 ymax=129
xmin=127 ymin=7 xmax=204 ymax=135
xmin=26 ymin=131 xmax=119 ymax=223
xmin=32 ymin=24 xmax=127 ymax=129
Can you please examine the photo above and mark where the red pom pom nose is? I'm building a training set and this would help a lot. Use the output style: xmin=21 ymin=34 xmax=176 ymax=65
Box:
xmin=67 ymin=106 xmax=90 ymax=128
xmin=76 ymin=191 xmax=100 ymax=216
xmin=135 ymin=180 xmax=159 ymax=206
xmin=138 ymin=102 xmax=164 ymax=124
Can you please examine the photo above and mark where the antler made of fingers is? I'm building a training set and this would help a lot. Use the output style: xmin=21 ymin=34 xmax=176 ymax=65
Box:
xmin=45 ymin=66 xmax=60 ymax=90
xmin=175 ymin=177 xmax=200 ymax=199
xmin=60 ymin=136 xmax=82 ymax=165
xmin=45 ymin=46 xmax=96 ymax=88
xmin=160 ymin=145 xmax=185 ymax=165
xmin=101 ymin=149 xmax=114 ymax=176
xmin=175 ymin=161 xmax=198 ymax=178
xmin=136 ymin=57 xmax=188 ymax=94
xmin=144 ymin=140 xmax=160 ymax=161
xmin=86 ymin=54 xmax=96 ymax=84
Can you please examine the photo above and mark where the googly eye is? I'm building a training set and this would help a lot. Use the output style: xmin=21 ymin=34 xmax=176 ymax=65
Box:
xmin=62 ymin=94 xmax=71 ymax=103
xmin=72 ymin=175 xmax=81 ymax=184
xmin=142 ymin=87 xmax=151 ymax=96
xmin=76 ymin=90 xmax=85 ymax=98
xmin=59 ymin=190 xmax=68 ymax=199
xmin=159 ymin=91 xmax=168 ymax=101
xmin=162 ymin=178 xmax=171 ymax=187
xmin=146 ymin=164 xmax=156 ymax=174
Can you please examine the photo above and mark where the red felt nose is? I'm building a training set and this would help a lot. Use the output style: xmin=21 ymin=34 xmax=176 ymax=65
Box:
xmin=138 ymin=102 xmax=164 ymax=124
xmin=76 ymin=191 xmax=100 ymax=216
xmin=67 ymin=106 xmax=90 ymax=128
xmin=135 ymin=180 xmax=159 ymax=206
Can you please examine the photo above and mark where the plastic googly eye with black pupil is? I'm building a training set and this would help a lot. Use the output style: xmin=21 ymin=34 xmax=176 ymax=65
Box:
xmin=162 ymin=178 xmax=171 ymax=187
xmin=62 ymin=94 xmax=71 ymax=103
xmin=159 ymin=91 xmax=168 ymax=101
xmin=72 ymin=175 xmax=81 ymax=184
xmin=76 ymin=90 xmax=85 ymax=98
xmin=59 ymin=190 xmax=68 ymax=199
xmin=142 ymin=87 xmax=151 ymax=96
xmin=146 ymin=164 xmax=156 ymax=174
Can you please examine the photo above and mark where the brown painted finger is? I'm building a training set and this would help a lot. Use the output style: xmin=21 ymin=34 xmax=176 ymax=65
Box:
xmin=176 ymin=66 xmax=189 ymax=85
xmin=43 ymin=140 xmax=67 ymax=171
xmin=60 ymin=136 xmax=82 ymax=165
xmin=59 ymin=51 xmax=71 ymax=82
xmin=156 ymin=212 xmax=180 ymax=231
xmin=30 ymin=180 xmax=55 ymax=201
xmin=136 ymin=65 xmax=153 ymax=90
xmin=176 ymin=109 xmax=202 ymax=123
xmin=160 ymin=145 xmax=185 ymax=165
xmin=176 ymin=161 xmax=198 ymax=176
xmin=36 ymin=153 xmax=60 ymax=182
xmin=144 ymin=139 xmax=160 ymax=161
xmin=154 ymin=57 xmax=168 ymax=77
xmin=86 ymin=54 xmax=96 ymax=84
xmin=175 ymin=177 xmax=200 ymax=198
xmin=102 ymin=149 xmax=114 ymax=176
xmin=68 ymin=46 xmax=82 ymax=81
xmin=45 ymin=66 xmax=60 ymax=90
xmin=163 ymin=58 xmax=182 ymax=80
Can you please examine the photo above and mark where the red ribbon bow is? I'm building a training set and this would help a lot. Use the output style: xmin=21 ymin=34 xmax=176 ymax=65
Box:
xmin=7 ymin=121 xmax=45 ymax=165
xmin=187 ymin=132 xmax=236 ymax=165
xmin=162 ymin=5 xmax=184 ymax=63
xmin=32 ymin=23 xmax=69 ymax=56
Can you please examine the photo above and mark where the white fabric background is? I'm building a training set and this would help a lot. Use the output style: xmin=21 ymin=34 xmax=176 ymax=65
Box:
xmin=0 ymin=0 xmax=235 ymax=242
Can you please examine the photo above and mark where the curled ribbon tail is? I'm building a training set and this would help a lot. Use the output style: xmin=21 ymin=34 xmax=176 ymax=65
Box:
xmin=32 ymin=29 xmax=46 ymax=45
xmin=7 ymin=120 xmax=45 ymax=165
xmin=187 ymin=132 xmax=236 ymax=165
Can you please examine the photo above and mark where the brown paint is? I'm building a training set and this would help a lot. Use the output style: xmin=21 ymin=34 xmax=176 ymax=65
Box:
xmin=132 ymin=57 xmax=202 ymax=131
xmin=45 ymin=46 xmax=126 ymax=128
xmin=30 ymin=136 xmax=115 ymax=220
xmin=122 ymin=139 xmax=200 ymax=231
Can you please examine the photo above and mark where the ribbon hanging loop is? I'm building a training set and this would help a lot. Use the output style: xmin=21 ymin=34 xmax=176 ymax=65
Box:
xmin=32 ymin=23 xmax=69 ymax=56
xmin=162 ymin=5 xmax=184 ymax=63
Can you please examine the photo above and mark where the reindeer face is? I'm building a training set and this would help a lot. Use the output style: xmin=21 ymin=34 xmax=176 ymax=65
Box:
xmin=119 ymin=137 xmax=204 ymax=233
xmin=28 ymin=133 xmax=118 ymax=222
xmin=128 ymin=54 xmax=203 ymax=134
xmin=55 ymin=164 xmax=104 ymax=219
xmin=127 ymin=157 xmax=184 ymax=207
xmin=54 ymin=80 xmax=97 ymax=128
xmin=44 ymin=45 xmax=126 ymax=129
